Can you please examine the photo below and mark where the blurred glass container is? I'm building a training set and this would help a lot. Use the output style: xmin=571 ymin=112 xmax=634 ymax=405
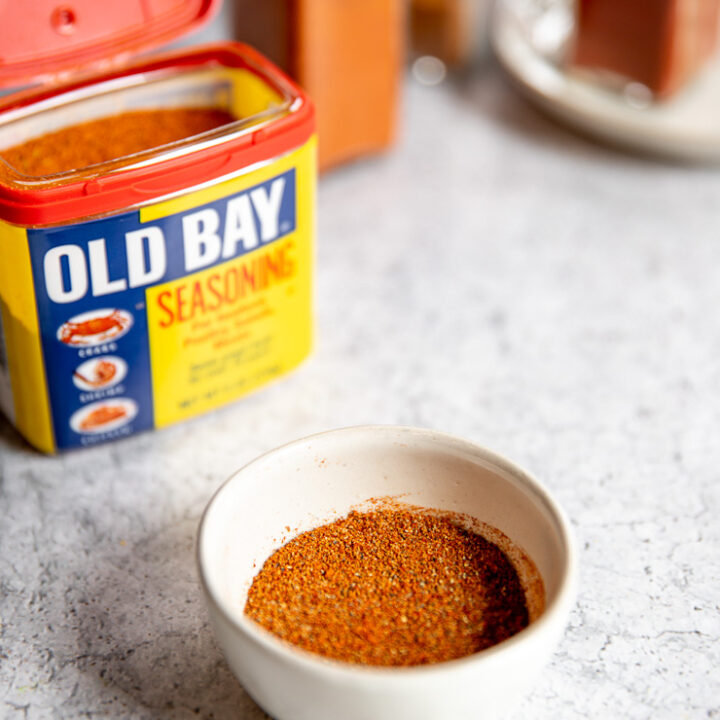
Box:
xmin=574 ymin=0 xmax=720 ymax=99
xmin=234 ymin=0 xmax=404 ymax=171
xmin=410 ymin=0 xmax=494 ymax=69
xmin=492 ymin=0 xmax=720 ymax=160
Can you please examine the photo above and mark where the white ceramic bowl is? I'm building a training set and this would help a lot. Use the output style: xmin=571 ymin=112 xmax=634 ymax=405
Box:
xmin=197 ymin=426 xmax=576 ymax=720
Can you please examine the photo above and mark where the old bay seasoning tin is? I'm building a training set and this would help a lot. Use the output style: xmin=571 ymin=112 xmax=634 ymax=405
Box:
xmin=0 ymin=0 xmax=316 ymax=452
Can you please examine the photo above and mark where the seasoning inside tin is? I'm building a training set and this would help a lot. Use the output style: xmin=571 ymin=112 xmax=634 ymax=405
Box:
xmin=1 ymin=107 xmax=236 ymax=177
xmin=244 ymin=507 xmax=541 ymax=666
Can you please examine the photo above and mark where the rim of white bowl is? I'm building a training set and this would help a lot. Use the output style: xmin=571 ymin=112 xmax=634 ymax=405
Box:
xmin=197 ymin=425 xmax=577 ymax=678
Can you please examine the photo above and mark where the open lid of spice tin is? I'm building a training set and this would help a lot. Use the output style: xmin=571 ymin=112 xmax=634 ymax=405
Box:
xmin=0 ymin=0 xmax=314 ymax=226
xmin=0 ymin=0 xmax=220 ymax=88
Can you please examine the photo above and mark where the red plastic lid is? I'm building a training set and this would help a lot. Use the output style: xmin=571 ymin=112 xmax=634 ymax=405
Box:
xmin=0 ymin=0 xmax=219 ymax=88
xmin=0 ymin=43 xmax=315 ymax=226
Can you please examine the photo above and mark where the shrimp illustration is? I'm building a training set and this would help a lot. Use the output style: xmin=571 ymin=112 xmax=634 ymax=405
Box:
xmin=60 ymin=310 xmax=130 ymax=345
xmin=73 ymin=360 xmax=117 ymax=388
xmin=79 ymin=404 xmax=127 ymax=431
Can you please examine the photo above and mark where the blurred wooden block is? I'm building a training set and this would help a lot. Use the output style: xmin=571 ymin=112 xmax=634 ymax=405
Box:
xmin=235 ymin=0 xmax=404 ymax=170
xmin=572 ymin=0 xmax=720 ymax=98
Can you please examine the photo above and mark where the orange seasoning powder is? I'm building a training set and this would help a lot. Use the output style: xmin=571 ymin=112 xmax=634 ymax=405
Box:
xmin=1 ymin=107 xmax=236 ymax=177
xmin=244 ymin=509 xmax=531 ymax=666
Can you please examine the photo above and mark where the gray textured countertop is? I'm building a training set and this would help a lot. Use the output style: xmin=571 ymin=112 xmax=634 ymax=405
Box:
xmin=2 ymin=68 xmax=719 ymax=719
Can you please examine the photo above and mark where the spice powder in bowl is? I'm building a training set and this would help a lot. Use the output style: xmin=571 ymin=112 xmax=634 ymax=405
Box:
xmin=244 ymin=506 xmax=544 ymax=666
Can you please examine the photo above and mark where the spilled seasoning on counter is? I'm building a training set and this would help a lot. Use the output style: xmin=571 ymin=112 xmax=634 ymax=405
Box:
xmin=244 ymin=509 xmax=530 ymax=666
xmin=1 ymin=107 xmax=236 ymax=177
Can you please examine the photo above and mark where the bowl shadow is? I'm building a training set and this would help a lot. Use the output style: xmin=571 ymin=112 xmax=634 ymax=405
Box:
xmin=67 ymin=518 xmax=271 ymax=720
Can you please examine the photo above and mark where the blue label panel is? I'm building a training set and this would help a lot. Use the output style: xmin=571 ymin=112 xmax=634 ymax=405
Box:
xmin=28 ymin=169 xmax=296 ymax=449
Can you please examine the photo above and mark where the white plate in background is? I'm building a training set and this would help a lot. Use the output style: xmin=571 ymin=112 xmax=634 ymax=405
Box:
xmin=72 ymin=356 xmax=127 ymax=391
xmin=492 ymin=3 xmax=720 ymax=162
xmin=70 ymin=398 xmax=138 ymax=434
xmin=57 ymin=308 xmax=133 ymax=347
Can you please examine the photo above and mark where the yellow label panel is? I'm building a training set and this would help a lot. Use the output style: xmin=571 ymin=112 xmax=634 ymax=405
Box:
xmin=146 ymin=138 xmax=315 ymax=428
xmin=0 ymin=222 xmax=55 ymax=453
xmin=146 ymin=236 xmax=311 ymax=426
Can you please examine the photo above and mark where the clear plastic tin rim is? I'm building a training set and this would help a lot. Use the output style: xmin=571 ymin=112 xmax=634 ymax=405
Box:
xmin=0 ymin=42 xmax=315 ymax=227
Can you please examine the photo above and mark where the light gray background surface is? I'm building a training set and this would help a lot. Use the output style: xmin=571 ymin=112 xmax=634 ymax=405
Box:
xmin=1 ymin=42 xmax=719 ymax=720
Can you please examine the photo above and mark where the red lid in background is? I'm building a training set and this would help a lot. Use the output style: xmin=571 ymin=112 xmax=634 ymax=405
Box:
xmin=0 ymin=0 xmax=220 ymax=88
